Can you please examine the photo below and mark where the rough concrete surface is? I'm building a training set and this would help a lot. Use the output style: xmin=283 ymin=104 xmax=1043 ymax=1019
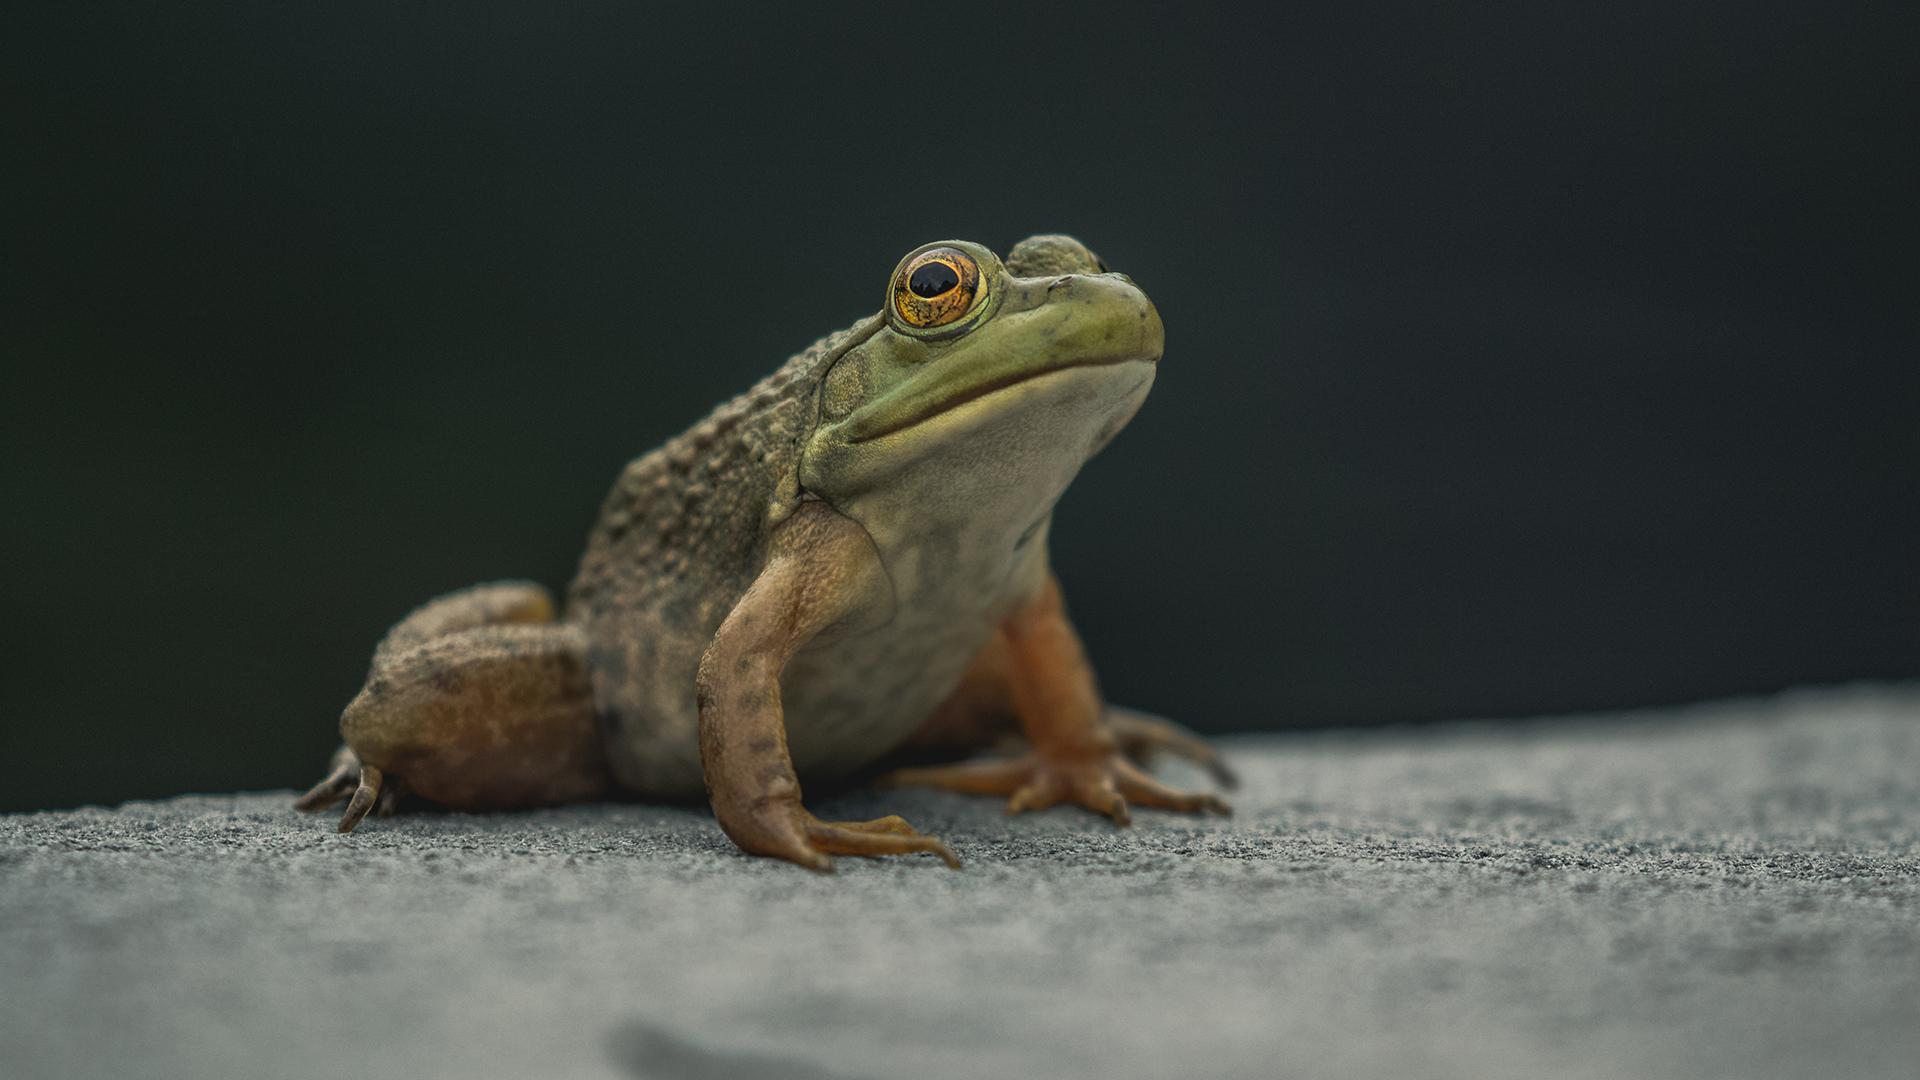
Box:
xmin=4 ymin=684 xmax=1917 ymax=1080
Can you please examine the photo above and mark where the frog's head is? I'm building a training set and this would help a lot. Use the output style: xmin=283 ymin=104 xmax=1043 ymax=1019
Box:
xmin=800 ymin=235 xmax=1162 ymax=528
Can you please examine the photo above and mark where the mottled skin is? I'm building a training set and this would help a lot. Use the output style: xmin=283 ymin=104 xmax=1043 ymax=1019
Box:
xmin=299 ymin=235 xmax=1232 ymax=869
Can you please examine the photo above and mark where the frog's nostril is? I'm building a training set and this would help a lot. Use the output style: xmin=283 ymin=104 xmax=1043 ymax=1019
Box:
xmin=1047 ymin=276 xmax=1072 ymax=292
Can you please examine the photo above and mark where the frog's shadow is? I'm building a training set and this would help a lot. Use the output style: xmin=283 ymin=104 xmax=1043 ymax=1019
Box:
xmin=604 ymin=1018 xmax=869 ymax=1080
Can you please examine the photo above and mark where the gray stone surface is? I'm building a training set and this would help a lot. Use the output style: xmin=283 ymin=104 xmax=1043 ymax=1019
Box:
xmin=4 ymin=685 xmax=1918 ymax=1080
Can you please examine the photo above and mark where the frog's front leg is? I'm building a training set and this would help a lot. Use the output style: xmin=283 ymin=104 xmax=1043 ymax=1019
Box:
xmin=882 ymin=575 xmax=1231 ymax=823
xmin=890 ymin=635 xmax=1239 ymax=788
xmin=698 ymin=501 xmax=960 ymax=871
xmin=1104 ymin=707 xmax=1239 ymax=790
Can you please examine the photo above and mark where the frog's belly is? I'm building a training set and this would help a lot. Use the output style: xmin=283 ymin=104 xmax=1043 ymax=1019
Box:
xmin=595 ymin=517 xmax=1049 ymax=800
xmin=778 ymin=606 xmax=999 ymax=784
xmin=591 ymin=595 xmax=1004 ymax=802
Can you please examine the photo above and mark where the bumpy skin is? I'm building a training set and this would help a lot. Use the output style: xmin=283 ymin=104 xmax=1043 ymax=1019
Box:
xmin=567 ymin=317 xmax=873 ymax=798
xmin=299 ymin=235 xmax=1232 ymax=869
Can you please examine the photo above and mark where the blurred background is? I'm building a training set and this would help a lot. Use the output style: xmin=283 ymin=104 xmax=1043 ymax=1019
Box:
xmin=3 ymin=4 xmax=1915 ymax=812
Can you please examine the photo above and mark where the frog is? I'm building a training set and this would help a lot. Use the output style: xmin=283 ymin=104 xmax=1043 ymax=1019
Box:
xmin=296 ymin=234 xmax=1234 ymax=870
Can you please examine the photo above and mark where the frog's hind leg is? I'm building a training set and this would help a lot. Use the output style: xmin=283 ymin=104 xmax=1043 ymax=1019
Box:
xmin=295 ymin=744 xmax=409 ymax=821
xmin=295 ymin=581 xmax=609 ymax=832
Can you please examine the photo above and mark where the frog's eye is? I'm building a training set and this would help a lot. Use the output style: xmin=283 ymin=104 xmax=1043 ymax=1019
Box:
xmin=891 ymin=247 xmax=982 ymax=331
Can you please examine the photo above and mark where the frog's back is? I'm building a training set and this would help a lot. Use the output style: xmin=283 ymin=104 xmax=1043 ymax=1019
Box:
xmin=565 ymin=318 xmax=879 ymax=796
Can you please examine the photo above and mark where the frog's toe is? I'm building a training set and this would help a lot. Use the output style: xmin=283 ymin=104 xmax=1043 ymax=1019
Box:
xmin=373 ymin=775 xmax=409 ymax=818
xmin=296 ymin=743 xmax=411 ymax=830
xmin=717 ymin=797 xmax=960 ymax=871
xmin=1001 ymin=773 xmax=1070 ymax=816
xmin=884 ymin=749 xmax=1230 ymax=823
xmin=806 ymin=818 xmax=962 ymax=869
xmin=293 ymin=745 xmax=360 ymax=812
xmin=335 ymin=764 xmax=385 ymax=833
xmin=1112 ymin=756 xmax=1232 ymax=816
xmin=1105 ymin=708 xmax=1239 ymax=790
xmin=820 ymin=814 xmax=920 ymax=836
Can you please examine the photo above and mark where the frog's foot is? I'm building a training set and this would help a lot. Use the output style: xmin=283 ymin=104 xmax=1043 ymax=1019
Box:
xmin=294 ymin=745 xmax=406 ymax=831
xmin=1105 ymin=707 xmax=1239 ymax=790
xmin=299 ymin=614 xmax=608 ymax=837
xmin=880 ymin=747 xmax=1231 ymax=825
xmin=719 ymin=800 xmax=962 ymax=873
xmin=293 ymin=745 xmax=358 ymax=812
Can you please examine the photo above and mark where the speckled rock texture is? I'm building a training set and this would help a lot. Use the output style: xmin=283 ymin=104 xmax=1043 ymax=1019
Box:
xmin=4 ymin=685 xmax=1916 ymax=1080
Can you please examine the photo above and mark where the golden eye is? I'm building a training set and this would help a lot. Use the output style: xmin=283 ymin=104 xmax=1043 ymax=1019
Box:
xmin=892 ymin=247 xmax=981 ymax=330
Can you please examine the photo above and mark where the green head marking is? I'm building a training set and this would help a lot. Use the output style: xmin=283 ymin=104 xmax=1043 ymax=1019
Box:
xmin=801 ymin=235 xmax=1163 ymax=506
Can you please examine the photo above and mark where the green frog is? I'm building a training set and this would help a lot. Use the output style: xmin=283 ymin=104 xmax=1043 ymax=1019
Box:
xmin=297 ymin=235 xmax=1232 ymax=870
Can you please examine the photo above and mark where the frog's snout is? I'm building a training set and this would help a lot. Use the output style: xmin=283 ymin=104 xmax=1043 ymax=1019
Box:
xmin=1044 ymin=271 xmax=1163 ymax=365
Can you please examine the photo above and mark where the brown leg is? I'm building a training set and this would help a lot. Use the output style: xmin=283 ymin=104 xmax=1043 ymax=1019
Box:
xmin=893 ymin=632 xmax=1235 ymax=787
xmin=697 ymin=502 xmax=960 ymax=871
xmin=881 ymin=575 xmax=1230 ymax=821
xmin=370 ymin=580 xmax=557 ymax=668
xmin=296 ymin=582 xmax=608 ymax=831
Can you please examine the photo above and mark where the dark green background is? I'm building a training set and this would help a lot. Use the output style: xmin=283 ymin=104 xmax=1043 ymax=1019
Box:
xmin=5 ymin=5 xmax=1916 ymax=812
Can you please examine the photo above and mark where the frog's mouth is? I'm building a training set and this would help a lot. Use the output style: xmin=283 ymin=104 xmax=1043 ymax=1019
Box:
xmin=841 ymin=353 xmax=1156 ymax=445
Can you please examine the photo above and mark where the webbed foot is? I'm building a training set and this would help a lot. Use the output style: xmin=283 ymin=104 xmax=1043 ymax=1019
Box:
xmin=294 ymin=745 xmax=405 ymax=832
xmin=1106 ymin=707 xmax=1239 ymax=789
xmin=880 ymin=745 xmax=1231 ymax=825
xmin=716 ymin=798 xmax=962 ymax=873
